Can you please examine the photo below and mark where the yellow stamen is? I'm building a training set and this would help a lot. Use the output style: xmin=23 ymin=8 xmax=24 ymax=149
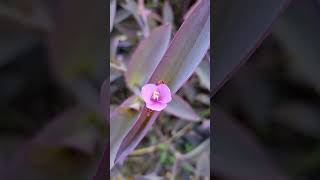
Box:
xmin=152 ymin=91 xmax=160 ymax=101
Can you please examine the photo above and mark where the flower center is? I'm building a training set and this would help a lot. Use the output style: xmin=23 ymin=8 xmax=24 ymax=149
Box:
xmin=152 ymin=90 xmax=160 ymax=101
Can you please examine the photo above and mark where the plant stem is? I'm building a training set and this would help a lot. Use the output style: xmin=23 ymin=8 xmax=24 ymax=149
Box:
xmin=129 ymin=122 xmax=194 ymax=156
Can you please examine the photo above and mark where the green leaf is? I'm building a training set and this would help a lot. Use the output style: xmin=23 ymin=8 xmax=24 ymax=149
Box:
xmin=158 ymin=143 xmax=169 ymax=151
xmin=160 ymin=152 xmax=168 ymax=164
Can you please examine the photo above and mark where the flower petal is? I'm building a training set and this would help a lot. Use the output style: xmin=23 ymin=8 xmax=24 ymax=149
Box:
xmin=146 ymin=102 xmax=167 ymax=111
xmin=157 ymin=84 xmax=172 ymax=103
xmin=141 ymin=84 xmax=157 ymax=104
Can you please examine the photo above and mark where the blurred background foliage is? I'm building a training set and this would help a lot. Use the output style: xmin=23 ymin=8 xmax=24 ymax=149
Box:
xmin=214 ymin=0 xmax=320 ymax=180
xmin=0 ymin=0 xmax=106 ymax=179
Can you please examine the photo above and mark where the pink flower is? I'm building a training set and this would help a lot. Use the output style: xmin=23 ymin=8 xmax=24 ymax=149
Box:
xmin=141 ymin=83 xmax=172 ymax=111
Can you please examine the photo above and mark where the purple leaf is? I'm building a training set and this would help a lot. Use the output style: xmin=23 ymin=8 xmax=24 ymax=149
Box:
xmin=110 ymin=94 xmax=199 ymax=169
xmin=110 ymin=0 xmax=117 ymax=32
xmin=162 ymin=0 xmax=174 ymax=25
xmin=164 ymin=95 xmax=201 ymax=121
xmin=110 ymin=37 xmax=125 ymax=82
xmin=110 ymin=37 xmax=120 ymax=62
xmin=148 ymin=0 xmax=210 ymax=94
xmin=114 ymin=107 xmax=160 ymax=165
xmin=213 ymin=110 xmax=288 ymax=180
xmin=183 ymin=0 xmax=198 ymax=21
xmin=125 ymin=24 xmax=172 ymax=94
xmin=135 ymin=173 xmax=163 ymax=180
xmin=110 ymin=96 xmax=142 ymax=169
xmin=120 ymin=0 xmax=149 ymax=37
xmin=211 ymin=0 xmax=291 ymax=97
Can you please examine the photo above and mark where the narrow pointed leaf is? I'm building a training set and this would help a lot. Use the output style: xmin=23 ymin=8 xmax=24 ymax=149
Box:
xmin=110 ymin=37 xmax=120 ymax=63
xmin=110 ymin=96 xmax=141 ymax=169
xmin=115 ymin=108 xmax=160 ymax=164
xmin=148 ymin=0 xmax=210 ymax=94
xmin=114 ymin=9 xmax=131 ymax=25
xmin=164 ymin=95 xmax=200 ymax=121
xmin=162 ymin=1 xmax=174 ymax=25
xmin=211 ymin=0 xmax=291 ymax=96
xmin=120 ymin=0 xmax=149 ymax=36
xmin=110 ymin=0 xmax=117 ymax=32
xmin=120 ymin=0 xmax=139 ymax=23
xmin=125 ymin=24 xmax=172 ymax=94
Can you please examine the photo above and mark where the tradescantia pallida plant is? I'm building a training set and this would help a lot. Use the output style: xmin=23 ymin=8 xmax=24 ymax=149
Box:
xmin=105 ymin=0 xmax=210 ymax=170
